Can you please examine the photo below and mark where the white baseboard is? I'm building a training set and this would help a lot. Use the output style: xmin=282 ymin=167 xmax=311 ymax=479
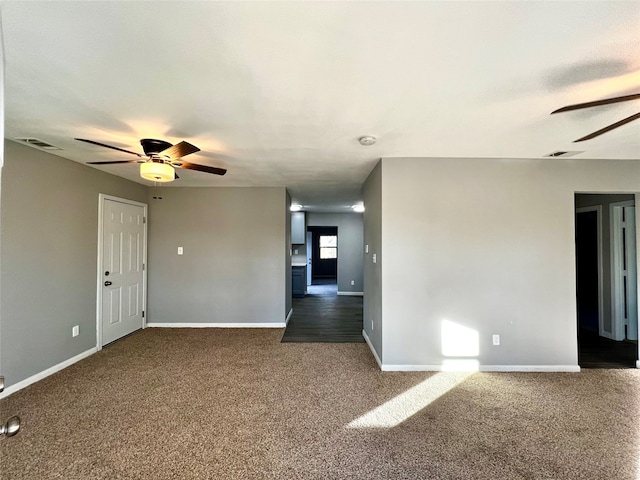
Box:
xmin=285 ymin=309 xmax=293 ymax=326
xmin=362 ymin=329 xmax=382 ymax=368
xmin=479 ymin=365 xmax=581 ymax=372
xmin=379 ymin=364 xmax=581 ymax=373
xmin=0 ymin=347 xmax=97 ymax=399
xmin=146 ymin=322 xmax=286 ymax=328
xmin=637 ymin=360 xmax=640 ymax=369
xmin=337 ymin=291 xmax=364 ymax=296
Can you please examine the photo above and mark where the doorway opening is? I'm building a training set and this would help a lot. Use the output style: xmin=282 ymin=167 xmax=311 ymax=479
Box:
xmin=307 ymin=226 xmax=338 ymax=296
xmin=575 ymin=193 xmax=639 ymax=368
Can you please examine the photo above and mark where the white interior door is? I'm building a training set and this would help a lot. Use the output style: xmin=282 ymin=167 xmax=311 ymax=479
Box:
xmin=306 ymin=231 xmax=312 ymax=285
xmin=100 ymin=196 xmax=146 ymax=346
xmin=611 ymin=202 xmax=637 ymax=341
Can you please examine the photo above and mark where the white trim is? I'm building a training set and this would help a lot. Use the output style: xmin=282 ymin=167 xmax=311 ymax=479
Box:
xmin=0 ymin=347 xmax=97 ymax=399
xmin=96 ymin=194 xmax=148 ymax=351
xmin=576 ymin=206 xmax=605 ymax=338
xmin=285 ymin=308 xmax=293 ymax=325
xmin=337 ymin=291 xmax=364 ymax=296
xmin=636 ymin=360 xmax=640 ymax=369
xmin=362 ymin=329 xmax=382 ymax=368
xmin=146 ymin=322 xmax=286 ymax=328
xmin=380 ymin=364 xmax=580 ymax=372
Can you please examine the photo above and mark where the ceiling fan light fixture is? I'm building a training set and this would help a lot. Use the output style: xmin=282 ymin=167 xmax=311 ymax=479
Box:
xmin=140 ymin=162 xmax=175 ymax=182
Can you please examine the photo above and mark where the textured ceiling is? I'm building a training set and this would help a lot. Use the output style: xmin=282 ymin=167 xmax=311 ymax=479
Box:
xmin=2 ymin=1 xmax=639 ymax=211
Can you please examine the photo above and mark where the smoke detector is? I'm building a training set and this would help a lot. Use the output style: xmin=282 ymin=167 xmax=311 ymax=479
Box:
xmin=358 ymin=136 xmax=377 ymax=146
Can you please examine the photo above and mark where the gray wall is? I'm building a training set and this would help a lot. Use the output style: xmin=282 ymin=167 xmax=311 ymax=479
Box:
xmin=362 ymin=162 xmax=382 ymax=359
xmin=285 ymin=192 xmax=292 ymax=316
xmin=306 ymin=212 xmax=364 ymax=293
xmin=146 ymin=187 xmax=288 ymax=325
xmin=575 ymin=193 xmax=635 ymax=335
xmin=1 ymin=140 xmax=147 ymax=387
xmin=377 ymin=157 xmax=640 ymax=368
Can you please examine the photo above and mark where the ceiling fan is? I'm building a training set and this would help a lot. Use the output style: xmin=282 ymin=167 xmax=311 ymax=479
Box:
xmin=551 ymin=93 xmax=640 ymax=142
xmin=75 ymin=138 xmax=227 ymax=182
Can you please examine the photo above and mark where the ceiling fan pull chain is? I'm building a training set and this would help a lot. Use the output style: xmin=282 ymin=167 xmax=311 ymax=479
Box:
xmin=153 ymin=183 xmax=163 ymax=200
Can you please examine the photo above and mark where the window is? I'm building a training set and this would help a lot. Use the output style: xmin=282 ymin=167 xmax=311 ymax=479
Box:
xmin=319 ymin=235 xmax=337 ymax=259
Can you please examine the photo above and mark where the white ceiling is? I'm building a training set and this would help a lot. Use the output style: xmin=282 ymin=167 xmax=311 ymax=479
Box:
xmin=2 ymin=1 xmax=639 ymax=211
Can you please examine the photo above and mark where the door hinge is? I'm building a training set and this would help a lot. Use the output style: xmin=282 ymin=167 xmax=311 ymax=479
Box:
xmin=143 ymin=217 xmax=146 ymax=224
xmin=142 ymin=311 xmax=145 ymax=318
xmin=143 ymin=263 xmax=145 ymax=271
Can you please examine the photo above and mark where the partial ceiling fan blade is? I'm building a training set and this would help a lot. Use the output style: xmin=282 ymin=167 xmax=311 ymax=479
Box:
xmin=86 ymin=160 xmax=141 ymax=165
xmin=552 ymin=93 xmax=640 ymax=114
xmin=175 ymin=161 xmax=227 ymax=176
xmin=159 ymin=141 xmax=200 ymax=159
xmin=75 ymin=138 xmax=143 ymax=157
xmin=574 ymin=112 xmax=640 ymax=142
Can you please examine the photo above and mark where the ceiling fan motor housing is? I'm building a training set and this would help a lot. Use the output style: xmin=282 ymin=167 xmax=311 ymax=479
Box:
xmin=140 ymin=138 xmax=172 ymax=157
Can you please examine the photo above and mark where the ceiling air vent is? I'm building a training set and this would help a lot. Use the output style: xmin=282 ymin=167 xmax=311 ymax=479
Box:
xmin=15 ymin=137 xmax=62 ymax=150
xmin=545 ymin=151 xmax=583 ymax=158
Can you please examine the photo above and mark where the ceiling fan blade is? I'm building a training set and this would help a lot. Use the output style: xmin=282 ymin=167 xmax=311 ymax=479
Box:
xmin=75 ymin=138 xmax=143 ymax=157
xmin=175 ymin=161 xmax=227 ymax=176
xmin=574 ymin=112 xmax=640 ymax=142
xmin=159 ymin=141 xmax=200 ymax=159
xmin=86 ymin=160 xmax=141 ymax=165
xmin=552 ymin=93 xmax=640 ymax=114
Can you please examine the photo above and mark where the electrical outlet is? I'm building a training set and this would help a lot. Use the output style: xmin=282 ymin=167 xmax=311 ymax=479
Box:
xmin=351 ymin=280 xmax=355 ymax=286
xmin=294 ymin=249 xmax=298 ymax=255
xmin=72 ymin=325 xmax=79 ymax=337
xmin=177 ymin=246 xmax=183 ymax=255
xmin=492 ymin=334 xmax=500 ymax=346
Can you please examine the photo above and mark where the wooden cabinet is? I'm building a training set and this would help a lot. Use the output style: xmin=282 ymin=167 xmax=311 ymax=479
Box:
xmin=291 ymin=212 xmax=305 ymax=244
xmin=292 ymin=265 xmax=306 ymax=297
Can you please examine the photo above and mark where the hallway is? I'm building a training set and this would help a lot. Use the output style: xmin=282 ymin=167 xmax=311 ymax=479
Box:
xmin=282 ymin=280 xmax=363 ymax=343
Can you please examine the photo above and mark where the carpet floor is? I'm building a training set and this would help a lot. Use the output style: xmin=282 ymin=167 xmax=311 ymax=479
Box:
xmin=1 ymin=328 xmax=639 ymax=480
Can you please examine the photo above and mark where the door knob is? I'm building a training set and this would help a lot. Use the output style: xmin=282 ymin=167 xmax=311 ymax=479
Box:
xmin=0 ymin=416 xmax=20 ymax=438
xmin=104 ymin=281 xmax=112 ymax=286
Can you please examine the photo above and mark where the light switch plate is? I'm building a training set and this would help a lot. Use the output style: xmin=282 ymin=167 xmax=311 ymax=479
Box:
xmin=373 ymin=253 xmax=377 ymax=264
xmin=178 ymin=247 xmax=184 ymax=255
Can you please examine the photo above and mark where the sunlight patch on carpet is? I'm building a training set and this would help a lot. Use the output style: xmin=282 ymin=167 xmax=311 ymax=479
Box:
xmin=346 ymin=371 xmax=473 ymax=429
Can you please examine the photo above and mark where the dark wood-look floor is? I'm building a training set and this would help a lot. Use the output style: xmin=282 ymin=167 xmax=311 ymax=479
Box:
xmin=578 ymin=328 xmax=638 ymax=368
xmin=282 ymin=283 xmax=364 ymax=343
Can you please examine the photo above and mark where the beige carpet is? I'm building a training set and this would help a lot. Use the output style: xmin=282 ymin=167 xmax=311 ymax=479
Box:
xmin=1 ymin=328 xmax=639 ymax=479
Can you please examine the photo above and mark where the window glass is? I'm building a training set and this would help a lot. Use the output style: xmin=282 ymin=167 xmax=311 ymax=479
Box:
xmin=319 ymin=235 xmax=337 ymax=259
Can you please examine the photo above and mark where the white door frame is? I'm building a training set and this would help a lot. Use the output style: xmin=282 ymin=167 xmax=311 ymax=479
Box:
xmin=306 ymin=231 xmax=312 ymax=286
xmin=576 ymin=206 xmax=604 ymax=337
xmin=610 ymin=200 xmax=636 ymax=342
xmin=96 ymin=194 xmax=148 ymax=350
